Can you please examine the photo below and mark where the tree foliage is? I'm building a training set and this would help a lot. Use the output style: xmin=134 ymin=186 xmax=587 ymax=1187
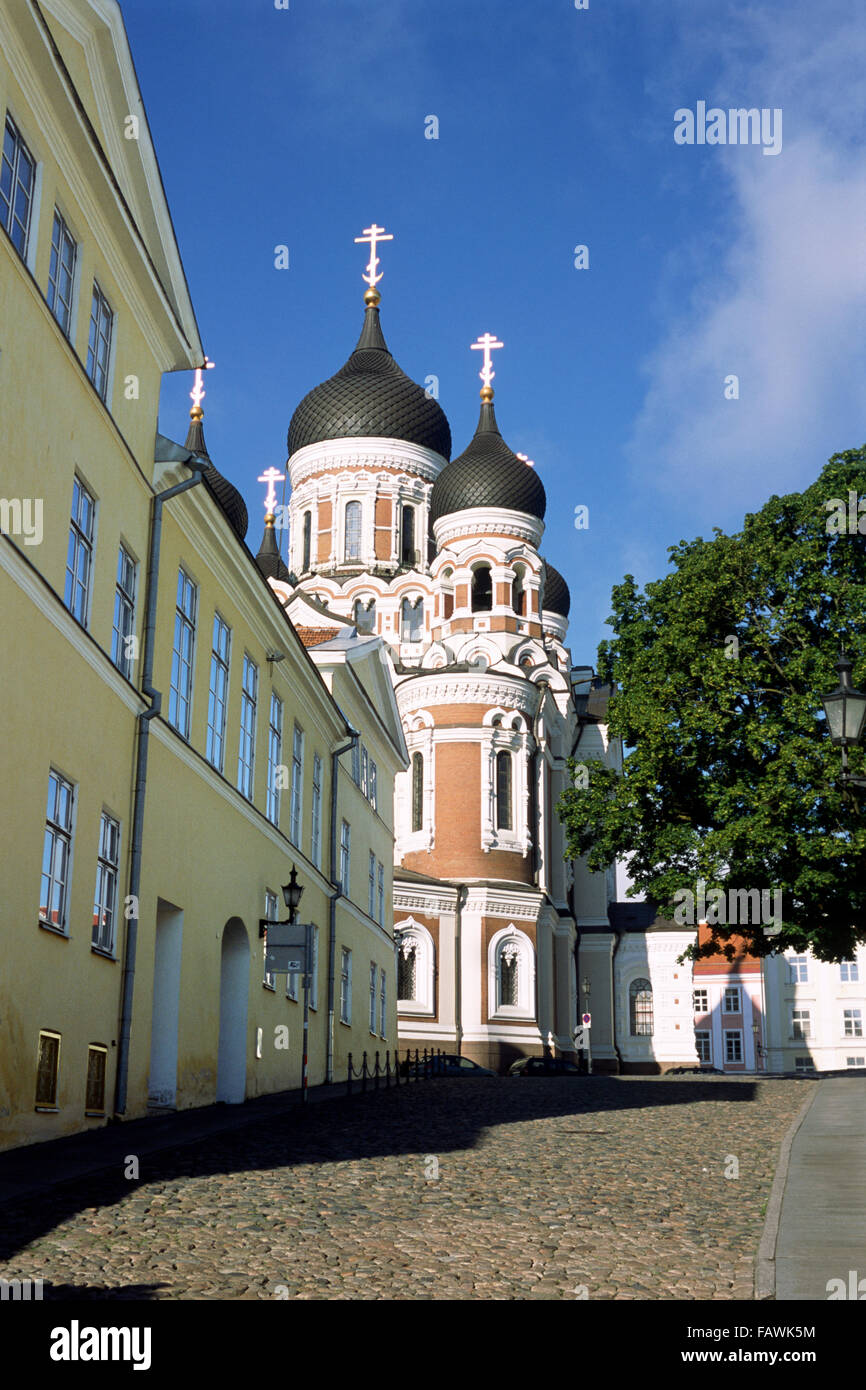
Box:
xmin=558 ymin=447 xmax=866 ymax=961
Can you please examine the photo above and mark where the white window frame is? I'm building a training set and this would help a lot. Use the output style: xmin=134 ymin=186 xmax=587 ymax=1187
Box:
xmin=340 ymin=947 xmax=352 ymax=1024
xmin=377 ymin=861 xmax=385 ymax=928
xmin=724 ymin=1029 xmax=743 ymax=1063
xmin=111 ymin=544 xmax=137 ymax=679
xmin=311 ymin=754 xmax=323 ymax=868
xmin=237 ymin=654 xmax=258 ymax=799
xmin=40 ymin=769 xmax=75 ymax=934
xmin=267 ymin=695 xmax=284 ymax=827
xmin=368 ymin=851 xmax=376 ymax=919
xmin=369 ymin=961 xmax=378 ymax=1033
xmin=379 ymin=968 xmax=387 ymax=1038
xmin=693 ymin=988 xmax=709 ymax=1014
xmin=86 ymin=278 xmax=114 ymax=404
xmin=169 ymin=568 xmax=197 ymax=738
xmin=1 ymin=113 xmax=36 ymax=262
xmin=264 ymin=890 xmax=278 ymax=990
xmin=791 ymin=1008 xmax=811 ymax=1040
xmin=723 ymin=986 xmax=741 ymax=1013
xmin=395 ymin=919 xmax=435 ymax=1015
xmin=343 ymin=499 xmax=363 ymax=562
xmin=92 ymin=810 xmax=120 ymax=954
xmin=47 ymin=206 xmax=78 ymax=337
xmin=481 ymin=709 xmax=530 ymax=854
xmin=206 ymin=613 xmax=231 ymax=771
xmin=846 ymin=1056 xmax=865 ymax=1068
xmin=64 ymin=475 xmax=96 ymax=628
xmin=788 ymin=955 xmax=809 ymax=984
xmin=843 ymin=1008 xmax=863 ymax=1038
xmin=340 ymin=820 xmax=351 ymax=894
xmin=695 ymin=1030 xmax=711 ymax=1064
xmin=840 ymin=960 xmax=860 ymax=983
xmin=488 ymin=926 xmax=535 ymax=1021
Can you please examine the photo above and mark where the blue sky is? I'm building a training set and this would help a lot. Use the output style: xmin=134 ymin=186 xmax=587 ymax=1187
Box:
xmin=124 ymin=0 xmax=866 ymax=664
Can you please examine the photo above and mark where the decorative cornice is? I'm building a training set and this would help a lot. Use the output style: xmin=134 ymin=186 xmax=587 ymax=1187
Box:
xmin=396 ymin=674 xmax=538 ymax=716
xmin=433 ymin=507 xmax=544 ymax=549
xmin=289 ymin=437 xmax=446 ymax=488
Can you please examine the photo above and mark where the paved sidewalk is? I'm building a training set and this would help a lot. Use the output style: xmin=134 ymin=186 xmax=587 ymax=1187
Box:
xmin=0 ymin=1075 xmax=404 ymax=1206
xmin=774 ymin=1079 xmax=866 ymax=1300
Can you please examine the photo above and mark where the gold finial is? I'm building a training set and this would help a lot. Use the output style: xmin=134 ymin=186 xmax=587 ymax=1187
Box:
xmin=480 ymin=385 xmax=494 ymax=403
xmin=364 ymin=286 xmax=381 ymax=307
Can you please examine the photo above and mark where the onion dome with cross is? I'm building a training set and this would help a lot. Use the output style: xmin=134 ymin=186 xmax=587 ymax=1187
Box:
xmin=185 ymin=364 xmax=249 ymax=541
xmin=429 ymin=334 xmax=546 ymax=528
xmin=287 ymin=224 xmax=451 ymax=461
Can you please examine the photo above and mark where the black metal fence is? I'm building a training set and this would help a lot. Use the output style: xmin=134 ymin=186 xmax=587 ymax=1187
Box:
xmin=346 ymin=1047 xmax=446 ymax=1096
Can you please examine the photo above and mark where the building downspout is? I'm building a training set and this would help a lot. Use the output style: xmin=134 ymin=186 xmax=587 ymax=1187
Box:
xmin=454 ymin=884 xmax=466 ymax=1056
xmin=610 ymin=929 xmax=625 ymax=1072
xmin=327 ymin=725 xmax=360 ymax=1084
xmin=114 ymin=451 xmax=207 ymax=1117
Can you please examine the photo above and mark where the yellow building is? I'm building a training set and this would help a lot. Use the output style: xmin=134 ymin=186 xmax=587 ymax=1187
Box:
xmin=0 ymin=0 xmax=405 ymax=1152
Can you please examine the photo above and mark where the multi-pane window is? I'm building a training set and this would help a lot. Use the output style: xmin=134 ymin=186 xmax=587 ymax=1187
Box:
xmin=369 ymin=852 xmax=376 ymax=918
xmin=693 ymin=989 xmax=709 ymax=1014
xmin=40 ymin=771 xmax=74 ymax=932
xmin=237 ymin=655 xmax=258 ymax=799
xmin=340 ymin=821 xmax=351 ymax=893
xmin=267 ymin=695 xmax=284 ymax=827
xmin=344 ymin=501 xmax=362 ymax=561
xmin=311 ymin=755 xmax=322 ymax=868
xmin=412 ymin=752 xmax=423 ymax=832
xmin=64 ymin=476 xmax=95 ymax=626
xmin=340 ymin=948 xmax=352 ymax=1023
xmin=85 ymin=1045 xmax=107 ymax=1114
xmin=352 ymin=742 xmax=361 ymax=784
xmin=500 ymin=949 xmax=519 ymax=1007
xmin=847 ymin=1056 xmax=865 ymax=1068
xmin=788 ymin=955 xmax=809 ymax=984
xmin=86 ymin=280 xmax=114 ymax=402
xmin=289 ymin=724 xmax=303 ymax=844
xmin=379 ymin=969 xmax=387 ymax=1038
xmin=370 ymin=962 xmax=378 ymax=1032
xmin=169 ymin=569 xmax=197 ymax=738
xmin=723 ymin=986 xmax=741 ymax=1013
xmin=111 ymin=545 xmax=137 ymax=679
xmin=401 ymin=597 xmax=423 ymax=642
xmin=35 ymin=1031 xmax=61 ymax=1108
xmin=302 ymin=511 xmax=312 ymax=572
xmin=843 ymin=1008 xmax=863 ymax=1038
xmin=629 ymin=978 xmax=653 ymax=1035
xmin=264 ymin=890 xmax=278 ymax=990
xmin=92 ymin=812 xmax=120 ymax=953
xmin=400 ymin=505 xmax=415 ymax=566
xmin=496 ymin=751 xmax=513 ymax=831
xmin=840 ymin=960 xmax=860 ymax=983
xmin=369 ymin=760 xmax=377 ymax=811
xmin=377 ymin=862 xmax=384 ymax=928
xmin=795 ymin=1056 xmax=815 ymax=1074
xmin=47 ymin=209 xmax=77 ymax=335
xmin=206 ymin=614 xmax=231 ymax=771
xmin=724 ymin=1030 xmax=743 ymax=1063
xmin=791 ymin=1009 xmax=811 ymax=1039
xmin=361 ymin=747 xmax=368 ymax=798
xmin=398 ymin=944 xmax=416 ymax=1001
xmin=695 ymin=1031 xmax=711 ymax=1063
xmin=1 ymin=115 xmax=35 ymax=259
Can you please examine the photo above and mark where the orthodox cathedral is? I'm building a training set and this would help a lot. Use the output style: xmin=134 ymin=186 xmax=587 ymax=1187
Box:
xmin=259 ymin=229 xmax=620 ymax=1071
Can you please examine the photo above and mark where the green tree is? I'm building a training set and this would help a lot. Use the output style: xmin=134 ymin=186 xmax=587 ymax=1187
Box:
xmin=558 ymin=447 xmax=866 ymax=961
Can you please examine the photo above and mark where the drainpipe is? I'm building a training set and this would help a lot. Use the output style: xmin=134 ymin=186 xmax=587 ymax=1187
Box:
xmin=610 ymin=929 xmax=625 ymax=1072
xmin=114 ymin=441 xmax=208 ymax=1117
xmin=454 ymin=884 xmax=466 ymax=1056
xmin=327 ymin=724 xmax=360 ymax=1083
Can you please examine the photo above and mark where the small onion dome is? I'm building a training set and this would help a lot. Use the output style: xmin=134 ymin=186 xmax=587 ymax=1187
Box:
xmin=184 ymin=413 xmax=248 ymax=541
xmin=287 ymin=304 xmax=451 ymax=459
xmin=429 ymin=397 xmax=546 ymax=524
xmin=256 ymin=514 xmax=290 ymax=583
xmin=542 ymin=560 xmax=570 ymax=618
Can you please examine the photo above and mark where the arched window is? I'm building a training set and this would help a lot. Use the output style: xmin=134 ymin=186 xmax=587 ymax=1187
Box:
xmin=398 ymin=942 xmax=417 ymax=1001
xmin=344 ymin=501 xmax=362 ymax=561
xmin=496 ymin=750 xmax=512 ymax=830
xmin=396 ymin=922 xmax=435 ymax=1013
xmin=512 ymin=567 xmax=526 ymax=616
xmin=400 ymin=506 xmax=415 ymax=566
xmin=471 ymin=564 xmax=492 ymax=612
xmin=490 ymin=929 xmax=534 ymax=1017
xmin=411 ymin=751 xmax=423 ymax=831
xmin=302 ymin=511 xmax=312 ymax=572
xmin=401 ymin=596 xmax=424 ymax=642
xmin=630 ymin=978 xmax=654 ymax=1036
xmin=353 ymin=597 xmax=376 ymax=634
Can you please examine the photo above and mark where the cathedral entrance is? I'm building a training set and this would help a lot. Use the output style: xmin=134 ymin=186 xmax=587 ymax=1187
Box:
xmin=216 ymin=918 xmax=250 ymax=1104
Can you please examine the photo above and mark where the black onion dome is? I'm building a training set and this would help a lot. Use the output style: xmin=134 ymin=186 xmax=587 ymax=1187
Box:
xmin=287 ymin=305 xmax=451 ymax=459
xmin=256 ymin=520 xmax=290 ymax=583
xmin=184 ymin=416 xmax=248 ymax=541
xmin=542 ymin=560 xmax=570 ymax=617
xmin=429 ymin=398 xmax=546 ymax=524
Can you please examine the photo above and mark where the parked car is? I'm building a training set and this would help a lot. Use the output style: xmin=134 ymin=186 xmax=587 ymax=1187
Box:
xmin=399 ymin=1053 xmax=495 ymax=1077
xmin=508 ymin=1056 xmax=582 ymax=1077
xmin=666 ymin=1065 xmax=724 ymax=1076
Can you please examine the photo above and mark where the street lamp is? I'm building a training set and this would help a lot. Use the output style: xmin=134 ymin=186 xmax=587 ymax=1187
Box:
xmin=820 ymin=653 xmax=866 ymax=791
xmin=282 ymin=865 xmax=304 ymax=922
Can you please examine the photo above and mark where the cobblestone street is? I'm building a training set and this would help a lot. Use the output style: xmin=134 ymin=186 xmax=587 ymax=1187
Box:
xmin=0 ymin=1077 xmax=812 ymax=1300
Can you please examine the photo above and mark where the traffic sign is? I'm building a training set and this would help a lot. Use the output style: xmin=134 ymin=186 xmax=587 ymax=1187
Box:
xmin=582 ymin=1012 xmax=591 ymax=1026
